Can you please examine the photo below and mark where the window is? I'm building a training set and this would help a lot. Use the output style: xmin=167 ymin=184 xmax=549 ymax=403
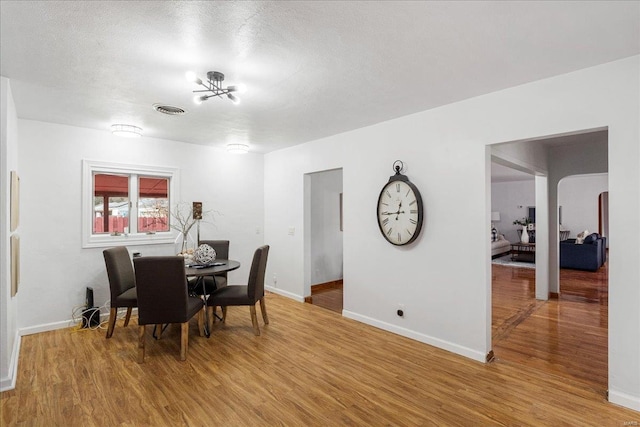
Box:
xmin=82 ymin=160 xmax=178 ymax=248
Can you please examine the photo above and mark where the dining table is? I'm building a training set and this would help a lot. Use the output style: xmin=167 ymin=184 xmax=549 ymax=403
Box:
xmin=185 ymin=259 xmax=241 ymax=337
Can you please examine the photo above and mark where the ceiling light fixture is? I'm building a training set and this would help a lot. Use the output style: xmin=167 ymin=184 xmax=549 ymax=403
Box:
xmin=226 ymin=143 xmax=249 ymax=154
xmin=186 ymin=71 xmax=246 ymax=105
xmin=110 ymin=124 xmax=142 ymax=138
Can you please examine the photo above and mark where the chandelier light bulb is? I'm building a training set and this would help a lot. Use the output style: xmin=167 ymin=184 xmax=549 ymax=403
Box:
xmin=227 ymin=84 xmax=247 ymax=94
xmin=185 ymin=71 xmax=202 ymax=85
xmin=227 ymin=93 xmax=240 ymax=104
xmin=193 ymin=95 xmax=204 ymax=105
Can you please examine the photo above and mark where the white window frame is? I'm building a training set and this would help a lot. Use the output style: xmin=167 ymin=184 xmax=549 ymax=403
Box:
xmin=82 ymin=160 xmax=180 ymax=248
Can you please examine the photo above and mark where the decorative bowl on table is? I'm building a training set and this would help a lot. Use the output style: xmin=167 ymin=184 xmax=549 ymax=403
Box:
xmin=194 ymin=244 xmax=216 ymax=265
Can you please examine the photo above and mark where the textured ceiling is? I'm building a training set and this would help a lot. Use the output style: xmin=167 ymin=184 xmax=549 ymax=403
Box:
xmin=1 ymin=1 xmax=639 ymax=153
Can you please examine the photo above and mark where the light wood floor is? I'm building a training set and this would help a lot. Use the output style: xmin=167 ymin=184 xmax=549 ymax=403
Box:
xmin=3 ymin=264 xmax=638 ymax=425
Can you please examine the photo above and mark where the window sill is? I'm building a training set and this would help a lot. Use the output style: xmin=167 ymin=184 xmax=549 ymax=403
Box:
xmin=82 ymin=232 xmax=176 ymax=249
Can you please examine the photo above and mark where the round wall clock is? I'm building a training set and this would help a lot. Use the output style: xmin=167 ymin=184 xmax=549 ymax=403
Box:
xmin=376 ymin=161 xmax=424 ymax=246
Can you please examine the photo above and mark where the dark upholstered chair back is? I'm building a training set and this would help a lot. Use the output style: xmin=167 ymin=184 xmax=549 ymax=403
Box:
xmin=198 ymin=240 xmax=230 ymax=260
xmin=247 ymin=245 xmax=269 ymax=303
xmin=134 ymin=256 xmax=194 ymax=325
xmin=205 ymin=245 xmax=270 ymax=335
xmin=103 ymin=246 xmax=135 ymax=300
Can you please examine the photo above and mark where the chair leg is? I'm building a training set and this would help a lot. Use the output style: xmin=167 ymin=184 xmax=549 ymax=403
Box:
xmin=250 ymin=305 xmax=260 ymax=336
xmin=206 ymin=306 xmax=214 ymax=332
xmin=123 ymin=307 xmax=133 ymax=327
xmin=106 ymin=307 xmax=117 ymax=338
xmin=137 ymin=325 xmax=146 ymax=364
xmin=197 ymin=309 xmax=205 ymax=337
xmin=221 ymin=306 xmax=227 ymax=322
xmin=180 ymin=322 xmax=189 ymax=361
xmin=259 ymin=297 xmax=269 ymax=324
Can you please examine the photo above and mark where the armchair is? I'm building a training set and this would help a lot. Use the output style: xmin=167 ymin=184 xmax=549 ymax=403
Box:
xmin=560 ymin=234 xmax=606 ymax=271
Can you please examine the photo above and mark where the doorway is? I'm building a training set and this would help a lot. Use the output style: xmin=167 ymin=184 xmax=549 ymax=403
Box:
xmin=303 ymin=168 xmax=344 ymax=313
xmin=489 ymin=130 xmax=610 ymax=395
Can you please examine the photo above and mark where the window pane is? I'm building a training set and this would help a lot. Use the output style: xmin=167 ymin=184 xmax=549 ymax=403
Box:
xmin=93 ymin=173 xmax=129 ymax=234
xmin=138 ymin=176 xmax=169 ymax=232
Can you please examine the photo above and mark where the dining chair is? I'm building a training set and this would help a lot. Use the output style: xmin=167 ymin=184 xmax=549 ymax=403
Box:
xmin=103 ymin=246 xmax=137 ymax=338
xmin=133 ymin=256 xmax=205 ymax=363
xmin=206 ymin=245 xmax=269 ymax=336
xmin=194 ymin=240 xmax=230 ymax=293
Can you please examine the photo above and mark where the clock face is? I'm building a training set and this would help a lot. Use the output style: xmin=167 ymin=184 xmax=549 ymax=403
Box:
xmin=377 ymin=178 xmax=423 ymax=245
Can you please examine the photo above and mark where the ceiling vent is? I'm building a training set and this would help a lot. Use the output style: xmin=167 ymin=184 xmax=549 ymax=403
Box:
xmin=153 ymin=104 xmax=187 ymax=115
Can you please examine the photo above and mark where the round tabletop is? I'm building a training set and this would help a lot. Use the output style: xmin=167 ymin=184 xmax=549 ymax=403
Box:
xmin=184 ymin=259 xmax=241 ymax=277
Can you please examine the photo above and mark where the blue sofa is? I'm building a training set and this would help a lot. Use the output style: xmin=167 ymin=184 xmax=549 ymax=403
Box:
xmin=559 ymin=233 xmax=606 ymax=271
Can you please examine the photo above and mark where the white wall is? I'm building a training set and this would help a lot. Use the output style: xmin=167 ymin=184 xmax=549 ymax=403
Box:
xmin=16 ymin=120 xmax=265 ymax=333
xmin=491 ymin=174 xmax=606 ymax=245
xmin=309 ymin=169 xmax=343 ymax=285
xmin=491 ymin=180 xmax=535 ymax=243
xmin=558 ymin=174 xmax=608 ymax=238
xmin=264 ymin=56 xmax=640 ymax=411
xmin=0 ymin=77 xmax=20 ymax=391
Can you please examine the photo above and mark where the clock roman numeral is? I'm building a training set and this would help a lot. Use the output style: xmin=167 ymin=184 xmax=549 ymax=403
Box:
xmin=406 ymin=189 xmax=411 ymax=197
xmin=409 ymin=200 xmax=416 ymax=206
xmin=409 ymin=218 xmax=417 ymax=225
xmin=381 ymin=202 xmax=389 ymax=206
xmin=382 ymin=218 xmax=389 ymax=226
xmin=396 ymin=183 xmax=400 ymax=192
xmin=410 ymin=209 xmax=417 ymax=214
xmin=387 ymin=228 xmax=393 ymax=237
xmin=386 ymin=190 xmax=391 ymax=198
xmin=406 ymin=228 xmax=413 ymax=236
xmin=397 ymin=232 xmax=402 ymax=243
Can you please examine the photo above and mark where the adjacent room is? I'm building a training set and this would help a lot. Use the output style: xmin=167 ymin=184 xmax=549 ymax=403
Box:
xmin=1 ymin=1 xmax=639 ymax=424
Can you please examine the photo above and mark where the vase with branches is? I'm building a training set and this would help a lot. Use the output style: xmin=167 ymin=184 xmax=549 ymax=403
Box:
xmin=171 ymin=202 xmax=216 ymax=257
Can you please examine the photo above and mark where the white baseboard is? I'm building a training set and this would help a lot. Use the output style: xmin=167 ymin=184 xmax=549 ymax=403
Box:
xmin=19 ymin=309 xmax=134 ymax=336
xmin=0 ymin=331 xmax=21 ymax=392
xmin=20 ymin=319 xmax=78 ymax=336
xmin=265 ymin=286 xmax=304 ymax=302
xmin=342 ymin=309 xmax=487 ymax=363
xmin=609 ymin=389 xmax=640 ymax=412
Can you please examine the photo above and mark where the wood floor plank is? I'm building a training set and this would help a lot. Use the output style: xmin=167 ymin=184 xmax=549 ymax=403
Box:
xmin=2 ymin=263 xmax=639 ymax=425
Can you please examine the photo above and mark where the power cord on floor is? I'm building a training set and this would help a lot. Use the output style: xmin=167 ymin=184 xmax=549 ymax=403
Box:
xmin=70 ymin=299 xmax=123 ymax=333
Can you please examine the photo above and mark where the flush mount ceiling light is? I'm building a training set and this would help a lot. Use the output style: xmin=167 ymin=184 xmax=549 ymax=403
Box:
xmin=186 ymin=70 xmax=246 ymax=105
xmin=110 ymin=124 xmax=142 ymax=138
xmin=226 ymin=143 xmax=249 ymax=154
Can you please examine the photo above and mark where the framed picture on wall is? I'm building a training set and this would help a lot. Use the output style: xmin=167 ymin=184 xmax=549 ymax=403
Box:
xmin=10 ymin=171 xmax=19 ymax=232
xmin=11 ymin=234 xmax=19 ymax=297
xmin=339 ymin=193 xmax=343 ymax=231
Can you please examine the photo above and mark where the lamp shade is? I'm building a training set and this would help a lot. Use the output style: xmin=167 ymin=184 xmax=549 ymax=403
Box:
xmin=491 ymin=211 xmax=501 ymax=222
